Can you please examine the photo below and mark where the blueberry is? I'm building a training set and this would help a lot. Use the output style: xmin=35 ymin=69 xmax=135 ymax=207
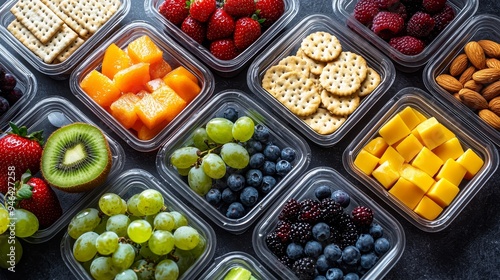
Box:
xmin=221 ymin=188 xmax=237 ymax=204
xmin=216 ymin=107 xmax=238 ymax=122
xmin=263 ymin=144 xmax=281 ymax=161
xmin=245 ymin=169 xmax=263 ymax=187
xmin=374 ymin=237 xmax=390 ymax=256
xmin=315 ymin=254 xmax=331 ymax=273
xmin=304 ymin=240 xmax=323 ymax=258
xmin=343 ymin=272 xmax=360 ymax=280
xmin=342 ymin=246 xmax=361 ymax=265
xmin=286 ymin=242 xmax=304 ymax=260
xmin=331 ymin=189 xmax=350 ymax=208
xmin=205 ymin=188 xmax=221 ymax=205
xmin=323 ymin=244 xmax=342 ymax=263
xmin=245 ymin=139 xmax=263 ymax=155
xmin=275 ymin=160 xmax=292 ymax=176
xmin=355 ymin=234 xmax=374 ymax=253
xmin=226 ymin=202 xmax=245 ymax=219
xmin=369 ymin=223 xmax=384 ymax=239
xmin=262 ymin=161 xmax=276 ymax=175
xmin=240 ymin=187 xmax=259 ymax=207
xmin=213 ymin=179 xmax=227 ymax=189
xmin=253 ymin=124 xmax=270 ymax=143
xmin=325 ymin=267 xmax=343 ymax=280
xmin=0 ymin=96 xmax=9 ymax=114
xmin=226 ymin=174 xmax=245 ymax=192
xmin=260 ymin=175 xmax=276 ymax=194
xmin=360 ymin=252 xmax=379 ymax=269
xmin=314 ymin=185 xmax=332 ymax=200
xmin=312 ymin=222 xmax=331 ymax=242
xmin=280 ymin=146 xmax=296 ymax=162
xmin=249 ymin=153 xmax=265 ymax=168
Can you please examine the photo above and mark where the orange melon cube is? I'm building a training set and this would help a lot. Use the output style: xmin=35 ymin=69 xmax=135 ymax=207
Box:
xmin=102 ymin=43 xmax=133 ymax=79
xmin=127 ymin=35 xmax=163 ymax=64
xmin=134 ymin=93 xmax=170 ymax=130
xmin=137 ymin=119 xmax=170 ymax=140
xmin=165 ymin=66 xmax=198 ymax=84
xmin=131 ymin=119 xmax=144 ymax=132
xmin=163 ymin=73 xmax=201 ymax=103
xmin=80 ymin=69 xmax=121 ymax=108
xmin=145 ymin=78 xmax=167 ymax=92
xmin=113 ymin=62 xmax=151 ymax=93
xmin=150 ymin=58 xmax=172 ymax=79
xmin=110 ymin=93 xmax=142 ymax=129
xmin=151 ymin=85 xmax=187 ymax=123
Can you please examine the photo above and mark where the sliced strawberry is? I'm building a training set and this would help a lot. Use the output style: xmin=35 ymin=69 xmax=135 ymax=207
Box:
xmin=159 ymin=0 xmax=190 ymax=26
xmin=210 ymin=39 xmax=239 ymax=60
xmin=224 ymin=0 xmax=256 ymax=18
xmin=255 ymin=0 xmax=285 ymax=27
xmin=233 ymin=17 xmax=261 ymax=51
xmin=188 ymin=0 xmax=217 ymax=22
xmin=182 ymin=15 xmax=207 ymax=44
xmin=206 ymin=8 xmax=235 ymax=41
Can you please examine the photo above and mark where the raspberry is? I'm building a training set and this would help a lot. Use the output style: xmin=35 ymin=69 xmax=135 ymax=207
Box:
xmin=320 ymin=198 xmax=343 ymax=225
xmin=353 ymin=0 xmax=380 ymax=25
xmin=389 ymin=35 xmax=425 ymax=55
xmin=433 ymin=3 xmax=455 ymax=33
xmin=278 ymin=198 xmax=300 ymax=222
xmin=351 ymin=206 xmax=374 ymax=229
xmin=375 ymin=0 xmax=399 ymax=9
xmin=289 ymin=222 xmax=312 ymax=244
xmin=387 ymin=2 xmax=407 ymax=21
xmin=400 ymin=0 xmax=422 ymax=17
xmin=422 ymin=0 xmax=446 ymax=13
xmin=275 ymin=220 xmax=291 ymax=243
xmin=406 ymin=11 xmax=435 ymax=38
xmin=292 ymin=257 xmax=316 ymax=280
xmin=298 ymin=199 xmax=322 ymax=224
xmin=371 ymin=11 xmax=405 ymax=40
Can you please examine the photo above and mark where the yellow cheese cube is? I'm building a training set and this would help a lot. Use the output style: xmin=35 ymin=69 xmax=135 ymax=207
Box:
xmin=395 ymin=134 xmax=424 ymax=162
xmin=411 ymin=147 xmax=443 ymax=177
xmin=389 ymin=177 xmax=425 ymax=210
xmin=416 ymin=117 xmax=455 ymax=150
xmin=432 ymin=137 xmax=464 ymax=161
xmin=435 ymin=158 xmax=467 ymax=186
xmin=398 ymin=106 xmax=422 ymax=130
xmin=354 ymin=150 xmax=380 ymax=175
xmin=426 ymin=178 xmax=460 ymax=207
xmin=379 ymin=146 xmax=405 ymax=170
xmin=363 ymin=137 xmax=389 ymax=158
xmin=414 ymin=195 xmax=443 ymax=220
xmin=379 ymin=114 xmax=411 ymax=145
xmin=456 ymin=148 xmax=484 ymax=180
xmin=372 ymin=161 xmax=400 ymax=189
xmin=400 ymin=164 xmax=435 ymax=193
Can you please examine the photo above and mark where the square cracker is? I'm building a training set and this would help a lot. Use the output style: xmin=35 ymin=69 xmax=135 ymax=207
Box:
xmin=56 ymin=37 xmax=86 ymax=62
xmin=60 ymin=0 xmax=120 ymax=35
xmin=8 ymin=19 xmax=78 ymax=64
xmin=41 ymin=0 xmax=90 ymax=39
xmin=10 ymin=0 xmax=64 ymax=44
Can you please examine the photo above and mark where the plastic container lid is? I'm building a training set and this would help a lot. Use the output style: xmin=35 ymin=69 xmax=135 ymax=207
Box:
xmin=343 ymin=87 xmax=499 ymax=232
xmin=198 ymin=251 xmax=277 ymax=280
xmin=144 ymin=0 xmax=299 ymax=77
xmin=247 ymin=14 xmax=395 ymax=147
xmin=423 ymin=14 xmax=500 ymax=147
xmin=70 ymin=20 xmax=215 ymax=152
xmin=60 ymin=168 xmax=217 ymax=280
xmin=252 ymin=167 xmax=405 ymax=279
xmin=156 ymin=90 xmax=311 ymax=234
xmin=0 ymin=96 xmax=125 ymax=244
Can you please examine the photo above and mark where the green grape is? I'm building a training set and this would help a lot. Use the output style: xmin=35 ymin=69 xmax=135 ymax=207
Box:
xmin=189 ymin=234 xmax=206 ymax=259
xmin=0 ymin=206 xmax=10 ymax=234
xmin=126 ymin=194 xmax=143 ymax=217
xmin=73 ymin=231 xmax=98 ymax=262
xmin=96 ymin=231 xmax=119 ymax=255
xmin=120 ymin=198 xmax=128 ymax=214
xmin=0 ymin=235 xmax=22 ymax=269
xmin=187 ymin=166 xmax=212 ymax=196
xmin=68 ymin=208 xmax=101 ymax=240
xmin=171 ymin=248 xmax=195 ymax=276
xmin=106 ymin=214 xmax=130 ymax=237
xmin=192 ymin=127 xmax=212 ymax=150
xmin=127 ymin=220 xmax=152 ymax=244
xmin=137 ymin=189 xmax=164 ymax=216
xmin=139 ymin=242 xmax=162 ymax=262
xmin=94 ymin=215 xmax=109 ymax=235
xmin=176 ymin=167 xmax=191 ymax=176
xmin=201 ymin=153 xmax=226 ymax=179
xmin=206 ymin=117 xmax=234 ymax=144
xmin=111 ymin=243 xmax=135 ymax=271
xmin=169 ymin=211 xmax=188 ymax=230
xmin=144 ymin=214 xmax=157 ymax=227
xmin=154 ymin=212 xmax=175 ymax=231
xmin=232 ymin=116 xmax=255 ymax=142
xmin=99 ymin=193 xmax=124 ymax=216
xmin=90 ymin=256 xmax=117 ymax=280
xmin=114 ymin=269 xmax=138 ymax=280
xmin=148 ymin=230 xmax=175 ymax=255
xmin=155 ymin=259 xmax=179 ymax=280
xmin=132 ymin=259 xmax=154 ymax=280
xmin=170 ymin=147 xmax=200 ymax=169
xmin=13 ymin=209 xmax=39 ymax=238
xmin=220 ymin=143 xmax=250 ymax=169
xmin=173 ymin=226 xmax=200 ymax=251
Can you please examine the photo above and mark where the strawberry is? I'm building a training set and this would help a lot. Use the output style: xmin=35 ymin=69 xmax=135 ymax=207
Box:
xmin=224 ymin=0 xmax=256 ymax=18
xmin=182 ymin=15 xmax=207 ymax=44
xmin=16 ymin=170 xmax=62 ymax=228
xmin=0 ymin=122 xmax=44 ymax=194
xmin=210 ymin=39 xmax=239 ymax=60
xmin=233 ymin=16 xmax=261 ymax=51
xmin=206 ymin=8 xmax=235 ymax=41
xmin=188 ymin=0 xmax=217 ymax=22
xmin=159 ymin=0 xmax=190 ymax=26
xmin=255 ymin=0 xmax=284 ymax=27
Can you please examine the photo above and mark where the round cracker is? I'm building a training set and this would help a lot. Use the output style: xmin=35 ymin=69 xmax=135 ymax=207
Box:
xmin=357 ymin=67 xmax=381 ymax=97
xmin=320 ymin=89 xmax=360 ymax=116
xmin=262 ymin=65 xmax=293 ymax=96
xmin=300 ymin=31 xmax=342 ymax=62
xmin=296 ymin=48 xmax=325 ymax=76
xmin=278 ymin=55 xmax=311 ymax=78
xmin=272 ymin=71 xmax=321 ymax=117
xmin=301 ymin=107 xmax=346 ymax=135
xmin=320 ymin=51 xmax=368 ymax=96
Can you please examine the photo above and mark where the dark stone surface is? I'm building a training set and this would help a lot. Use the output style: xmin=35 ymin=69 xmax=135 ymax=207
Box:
xmin=0 ymin=0 xmax=499 ymax=279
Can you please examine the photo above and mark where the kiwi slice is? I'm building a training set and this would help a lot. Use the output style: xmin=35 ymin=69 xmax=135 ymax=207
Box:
xmin=41 ymin=122 xmax=112 ymax=193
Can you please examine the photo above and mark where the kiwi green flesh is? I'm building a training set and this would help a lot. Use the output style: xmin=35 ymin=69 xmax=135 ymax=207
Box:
xmin=41 ymin=123 xmax=112 ymax=193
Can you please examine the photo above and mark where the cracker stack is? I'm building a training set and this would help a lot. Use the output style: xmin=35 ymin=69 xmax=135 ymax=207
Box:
xmin=7 ymin=0 xmax=121 ymax=64
xmin=262 ymin=31 xmax=381 ymax=135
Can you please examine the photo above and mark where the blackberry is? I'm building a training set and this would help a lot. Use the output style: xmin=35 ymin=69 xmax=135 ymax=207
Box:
xmin=341 ymin=227 xmax=359 ymax=249
xmin=275 ymin=220 xmax=291 ymax=243
xmin=329 ymin=227 xmax=342 ymax=245
xmin=351 ymin=206 xmax=374 ymax=230
xmin=298 ymin=199 xmax=322 ymax=224
xmin=266 ymin=232 xmax=286 ymax=257
xmin=336 ymin=212 xmax=354 ymax=231
xmin=292 ymin=257 xmax=316 ymax=280
xmin=320 ymin=198 xmax=343 ymax=225
xmin=289 ymin=222 xmax=312 ymax=244
xmin=278 ymin=255 xmax=294 ymax=269
xmin=278 ymin=198 xmax=300 ymax=222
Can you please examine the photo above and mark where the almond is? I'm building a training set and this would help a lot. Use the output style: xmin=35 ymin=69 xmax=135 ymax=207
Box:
xmin=486 ymin=58 xmax=500 ymax=69
xmin=478 ymin=39 xmax=500 ymax=58
xmin=478 ymin=109 xmax=500 ymax=130
xmin=472 ymin=68 xmax=500 ymax=84
xmin=458 ymin=65 xmax=476 ymax=85
xmin=436 ymin=74 xmax=463 ymax=93
xmin=464 ymin=41 xmax=486 ymax=69
xmin=481 ymin=80 xmax=500 ymax=100
xmin=459 ymin=88 xmax=489 ymax=110
xmin=449 ymin=53 xmax=469 ymax=76
xmin=463 ymin=79 xmax=483 ymax=92
xmin=489 ymin=96 xmax=500 ymax=116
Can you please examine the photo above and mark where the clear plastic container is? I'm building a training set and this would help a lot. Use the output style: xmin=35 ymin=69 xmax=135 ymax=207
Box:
xmin=70 ymin=20 xmax=215 ymax=152
xmin=0 ymin=43 xmax=36 ymax=129
xmin=252 ymin=167 xmax=405 ymax=280
xmin=423 ymin=14 xmax=500 ymax=147
xmin=198 ymin=251 xmax=277 ymax=280
xmin=0 ymin=96 xmax=125 ymax=244
xmin=343 ymin=87 xmax=499 ymax=232
xmin=144 ymin=0 xmax=299 ymax=77
xmin=156 ymin=90 xmax=311 ymax=234
xmin=332 ymin=0 xmax=479 ymax=72
xmin=247 ymin=14 xmax=395 ymax=147
xmin=0 ymin=0 xmax=130 ymax=79
xmin=60 ymin=168 xmax=216 ymax=280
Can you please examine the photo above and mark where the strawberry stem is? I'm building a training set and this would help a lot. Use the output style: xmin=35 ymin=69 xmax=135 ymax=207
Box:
xmin=8 ymin=122 xmax=44 ymax=146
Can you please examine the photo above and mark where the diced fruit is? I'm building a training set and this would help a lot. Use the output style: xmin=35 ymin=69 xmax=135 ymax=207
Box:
xmin=363 ymin=136 xmax=388 ymax=158
xmin=378 ymin=146 xmax=404 ymax=170
xmin=134 ymin=93 xmax=170 ymax=130
xmin=411 ymin=147 xmax=443 ymax=177
xmin=414 ymin=196 xmax=443 ymax=220
xmin=432 ymin=137 xmax=464 ymax=161
xmin=146 ymin=78 xmax=167 ymax=92
xmin=389 ymin=177 xmax=425 ymax=210
xmin=165 ymin=66 xmax=198 ymax=84
xmin=163 ymin=72 xmax=201 ymax=103
xmin=149 ymin=58 xmax=172 ymax=79
xmin=434 ymin=158 xmax=466 ymax=186
xmin=126 ymin=35 xmax=164 ymax=64
xmin=110 ymin=93 xmax=142 ymax=129
xmin=113 ymin=62 xmax=151 ymax=93
xmin=137 ymin=119 xmax=170 ymax=140
xmin=415 ymin=117 xmax=455 ymax=150
xmin=101 ymin=43 xmax=133 ymax=79
xmin=372 ymin=161 xmax=399 ymax=189
xmin=456 ymin=148 xmax=484 ymax=180
xmin=400 ymin=164 xmax=435 ymax=193
xmin=398 ymin=106 xmax=423 ymax=130
xmin=80 ymin=70 xmax=121 ymax=108
xmin=378 ymin=114 xmax=410 ymax=145
xmin=151 ymin=85 xmax=187 ymax=123
xmin=353 ymin=149 xmax=379 ymax=175
xmin=395 ymin=134 xmax=423 ymax=162
xmin=426 ymin=178 xmax=459 ymax=208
